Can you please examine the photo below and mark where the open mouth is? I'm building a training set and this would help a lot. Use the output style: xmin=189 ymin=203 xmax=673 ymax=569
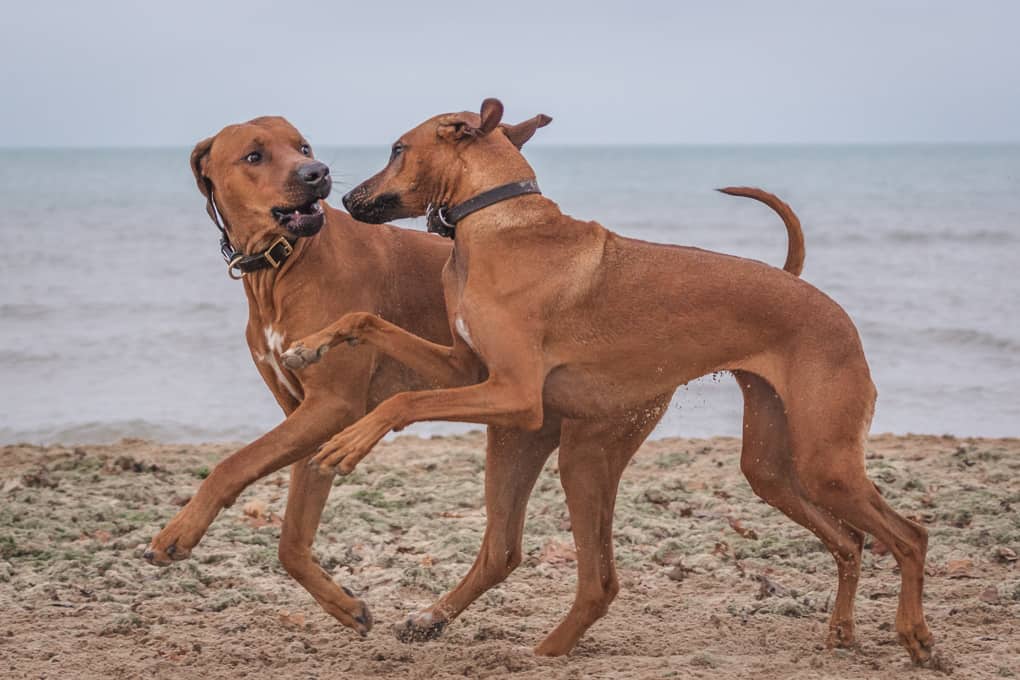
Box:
xmin=271 ymin=200 xmax=325 ymax=237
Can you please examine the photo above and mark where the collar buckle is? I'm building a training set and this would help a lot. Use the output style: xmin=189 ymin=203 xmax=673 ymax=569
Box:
xmin=263 ymin=236 xmax=294 ymax=269
xmin=224 ymin=236 xmax=296 ymax=280
xmin=426 ymin=204 xmax=456 ymax=238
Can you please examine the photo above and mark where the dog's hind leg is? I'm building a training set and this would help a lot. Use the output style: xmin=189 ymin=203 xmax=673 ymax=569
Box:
xmin=533 ymin=395 xmax=670 ymax=656
xmin=782 ymin=370 xmax=933 ymax=665
xmin=394 ymin=419 xmax=562 ymax=643
xmin=734 ymin=370 xmax=864 ymax=648
xmin=278 ymin=459 xmax=373 ymax=636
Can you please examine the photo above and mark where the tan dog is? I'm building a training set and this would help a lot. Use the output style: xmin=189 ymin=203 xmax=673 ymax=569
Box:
xmin=283 ymin=99 xmax=933 ymax=664
xmin=141 ymin=116 xmax=458 ymax=635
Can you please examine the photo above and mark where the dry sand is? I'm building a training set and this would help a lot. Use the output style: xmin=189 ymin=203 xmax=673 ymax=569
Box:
xmin=1 ymin=433 xmax=1018 ymax=679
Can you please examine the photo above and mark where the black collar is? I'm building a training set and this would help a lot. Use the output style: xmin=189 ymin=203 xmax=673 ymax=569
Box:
xmin=425 ymin=179 xmax=541 ymax=239
xmin=226 ymin=236 xmax=297 ymax=280
xmin=204 ymin=192 xmax=301 ymax=279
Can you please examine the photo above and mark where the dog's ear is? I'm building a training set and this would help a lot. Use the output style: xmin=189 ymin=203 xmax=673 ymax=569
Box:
xmin=190 ymin=136 xmax=214 ymax=197
xmin=500 ymin=114 xmax=552 ymax=149
xmin=478 ymin=98 xmax=504 ymax=135
xmin=437 ymin=99 xmax=504 ymax=142
xmin=190 ymin=136 xmax=219 ymax=225
xmin=437 ymin=114 xmax=479 ymax=142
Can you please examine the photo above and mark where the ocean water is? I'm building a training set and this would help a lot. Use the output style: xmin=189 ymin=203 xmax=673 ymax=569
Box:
xmin=1 ymin=145 xmax=1018 ymax=445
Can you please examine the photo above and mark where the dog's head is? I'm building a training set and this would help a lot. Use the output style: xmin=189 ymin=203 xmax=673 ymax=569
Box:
xmin=191 ymin=117 xmax=332 ymax=251
xmin=343 ymin=98 xmax=551 ymax=224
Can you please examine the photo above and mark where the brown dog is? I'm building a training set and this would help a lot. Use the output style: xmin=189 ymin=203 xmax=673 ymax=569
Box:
xmin=141 ymin=116 xmax=458 ymax=634
xmin=283 ymin=99 xmax=933 ymax=664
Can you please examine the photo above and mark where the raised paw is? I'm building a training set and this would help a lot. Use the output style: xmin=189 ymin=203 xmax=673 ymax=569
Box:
xmin=281 ymin=342 xmax=330 ymax=370
xmin=310 ymin=420 xmax=387 ymax=475
xmin=393 ymin=610 xmax=448 ymax=643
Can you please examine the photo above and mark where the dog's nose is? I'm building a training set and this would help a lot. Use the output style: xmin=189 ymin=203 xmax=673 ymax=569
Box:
xmin=341 ymin=190 xmax=354 ymax=211
xmin=297 ymin=161 xmax=330 ymax=185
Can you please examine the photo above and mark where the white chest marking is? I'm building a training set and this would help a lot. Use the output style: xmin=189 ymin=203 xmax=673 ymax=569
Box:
xmin=261 ymin=326 xmax=302 ymax=401
xmin=454 ymin=315 xmax=476 ymax=352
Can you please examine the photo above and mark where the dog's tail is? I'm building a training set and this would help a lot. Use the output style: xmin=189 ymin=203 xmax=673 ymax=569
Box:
xmin=715 ymin=187 xmax=805 ymax=277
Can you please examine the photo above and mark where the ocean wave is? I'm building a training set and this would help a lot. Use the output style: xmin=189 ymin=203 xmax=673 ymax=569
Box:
xmin=855 ymin=319 xmax=1020 ymax=355
xmin=0 ymin=419 xmax=260 ymax=446
xmin=923 ymin=327 xmax=1020 ymax=354
xmin=0 ymin=303 xmax=51 ymax=320
xmin=0 ymin=300 xmax=233 ymax=322
xmin=0 ymin=418 xmax=480 ymax=447
xmin=886 ymin=228 xmax=1016 ymax=244
xmin=0 ymin=348 xmax=61 ymax=364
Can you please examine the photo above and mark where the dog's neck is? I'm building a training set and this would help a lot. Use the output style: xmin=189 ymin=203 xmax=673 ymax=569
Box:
xmin=442 ymin=148 xmax=537 ymax=207
xmin=236 ymin=208 xmax=339 ymax=306
xmin=231 ymin=227 xmax=298 ymax=260
xmin=431 ymin=150 xmax=564 ymax=237
xmin=452 ymin=192 xmax=562 ymax=237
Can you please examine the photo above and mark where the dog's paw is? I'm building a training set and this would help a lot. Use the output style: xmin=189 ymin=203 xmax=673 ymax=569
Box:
xmin=281 ymin=342 xmax=329 ymax=370
xmin=825 ymin=620 xmax=857 ymax=650
xmin=393 ymin=610 xmax=447 ymax=643
xmin=898 ymin=621 xmax=934 ymax=666
xmin=341 ymin=586 xmax=374 ymax=638
xmin=310 ymin=419 xmax=387 ymax=475
xmin=142 ymin=534 xmax=193 ymax=567
xmin=142 ymin=511 xmax=208 ymax=566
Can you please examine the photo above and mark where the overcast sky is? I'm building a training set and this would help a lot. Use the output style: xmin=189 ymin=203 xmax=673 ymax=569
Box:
xmin=1 ymin=1 xmax=1017 ymax=146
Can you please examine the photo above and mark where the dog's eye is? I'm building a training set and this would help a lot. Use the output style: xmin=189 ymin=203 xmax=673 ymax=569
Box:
xmin=390 ymin=142 xmax=405 ymax=159
xmin=300 ymin=144 xmax=311 ymax=156
xmin=245 ymin=151 xmax=262 ymax=164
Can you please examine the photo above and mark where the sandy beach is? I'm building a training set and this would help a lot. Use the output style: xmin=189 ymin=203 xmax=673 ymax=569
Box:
xmin=1 ymin=433 xmax=1017 ymax=679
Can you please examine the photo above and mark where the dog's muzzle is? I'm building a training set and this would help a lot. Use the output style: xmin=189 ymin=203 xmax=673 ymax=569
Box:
xmin=271 ymin=174 xmax=332 ymax=237
xmin=271 ymin=199 xmax=326 ymax=237
xmin=343 ymin=190 xmax=403 ymax=224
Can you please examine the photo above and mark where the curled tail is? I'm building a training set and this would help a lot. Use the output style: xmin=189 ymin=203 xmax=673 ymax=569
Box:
xmin=716 ymin=186 xmax=805 ymax=276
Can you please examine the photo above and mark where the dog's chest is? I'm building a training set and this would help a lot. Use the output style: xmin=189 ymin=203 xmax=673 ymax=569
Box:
xmin=251 ymin=325 xmax=303 ymax=402
xmin=454 ymin=315 xmax=477 ymax=352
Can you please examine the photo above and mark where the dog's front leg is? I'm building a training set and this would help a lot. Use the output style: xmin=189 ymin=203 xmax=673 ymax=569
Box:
xmin=312 ymin=372 xmax=545 ymax=475
xmin=143 ymin=398 xmax=358 ymax=565
xmin=283 ymin=312 xmax=480 ymax=388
